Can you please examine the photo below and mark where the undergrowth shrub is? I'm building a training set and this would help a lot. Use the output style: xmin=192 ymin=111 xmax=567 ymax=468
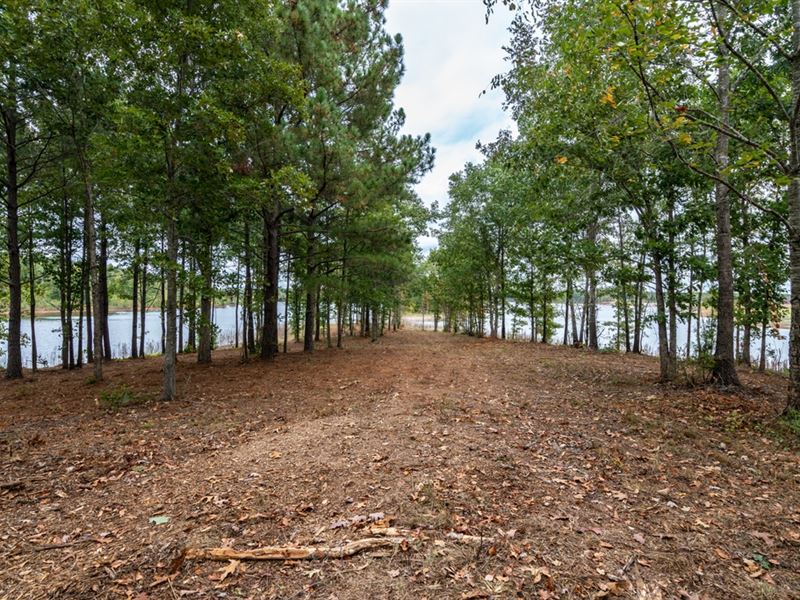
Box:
xmin=99 ymin=385 xmax=143 ymax=410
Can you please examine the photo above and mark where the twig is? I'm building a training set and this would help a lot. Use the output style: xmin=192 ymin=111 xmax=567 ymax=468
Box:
xmin=30 ymin=536 xmax=100 ymax=552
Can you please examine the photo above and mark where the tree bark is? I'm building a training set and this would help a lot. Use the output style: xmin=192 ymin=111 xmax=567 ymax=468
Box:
xmin=711 ymin=2 xmax=740 ymax=386
xmin=284 ymin=254 xmax=291 ymax=353
xmin=179 ymin=241 xmax=185 ymax=354
xmin=80 ymin=158 xmax=103 ymax=382
xmin=652 ymin=249 xmax=674 ymax=382
xmin=563 ymin=277 xmax=571 ymax=345
xmin=99 ymin=219 xmax=111 ymax=361
xmin=304 ymin=233 xmax=317 ymax=353
xmin=788 ymin=0 xmax=800 ymax=409
xmin=27 ymin=222 xmax=37 ymax=372
xmin=197 ymin=244 xmax=213 ymax=364
xmin=261 ymin=211 xmax=279 ymax=360
xmin=140 ymin=247 xmax=148 ymax=357
xmin=77 ymin=241 xmax=86 ymax=367
xmin=162 ymin=216 xmax=178 ymax=400
xmin=132 ymin=240 xmax=140 ymax=358
xmin=3 ymin=99 xmax=23 ymax=379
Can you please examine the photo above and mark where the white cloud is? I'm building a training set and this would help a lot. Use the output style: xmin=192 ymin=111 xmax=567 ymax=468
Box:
xmin=386 ymin=0 xmax=516 ymax=219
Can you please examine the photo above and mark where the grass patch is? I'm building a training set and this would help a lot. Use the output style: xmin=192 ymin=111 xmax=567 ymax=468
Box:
xmin=781 ymin=409 xmax=800 ymax=437
xmin=99 ymin=385 xmax=144 ymax=410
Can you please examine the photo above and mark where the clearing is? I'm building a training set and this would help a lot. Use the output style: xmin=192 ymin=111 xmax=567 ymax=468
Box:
xmin=1 ymin=330 xmax=799 ymax=599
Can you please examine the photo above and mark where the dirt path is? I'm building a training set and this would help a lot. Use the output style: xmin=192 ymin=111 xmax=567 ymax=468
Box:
xmin=1 ymin=331 xmax=799 ymax=599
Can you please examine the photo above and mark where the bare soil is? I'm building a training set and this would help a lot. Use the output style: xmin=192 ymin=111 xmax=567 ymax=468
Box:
xmin=1 ymin=330 xmax=798 ymax=599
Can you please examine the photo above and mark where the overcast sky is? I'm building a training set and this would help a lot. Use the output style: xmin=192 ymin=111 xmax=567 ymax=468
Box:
xmin=384 ymin=0 xmax=515 ymax=251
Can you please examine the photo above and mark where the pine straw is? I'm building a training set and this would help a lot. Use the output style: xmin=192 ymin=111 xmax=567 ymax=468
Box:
xmin=1 ymin=331 xmax=798 ymax=599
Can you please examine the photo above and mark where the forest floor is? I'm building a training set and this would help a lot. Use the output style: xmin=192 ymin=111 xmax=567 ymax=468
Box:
xmin=1 ymin=330 xmax=799 ymax=600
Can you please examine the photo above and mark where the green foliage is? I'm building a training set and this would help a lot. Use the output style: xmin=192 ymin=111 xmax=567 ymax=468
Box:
xmin=781 ymin=409 xmax=800 ymax=439
xmin=99 ymin=385 xmax=144 ymax=410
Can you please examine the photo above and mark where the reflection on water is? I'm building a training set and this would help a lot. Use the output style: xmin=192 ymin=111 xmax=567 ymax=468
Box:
xmin=403 ymin=303 xmax=789 ymax=370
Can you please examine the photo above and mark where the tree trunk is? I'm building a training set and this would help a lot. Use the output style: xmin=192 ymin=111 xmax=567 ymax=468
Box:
xmin=234 ymin=259 xmax=240 ymax=349
xmin=315 ymin=284 xmax=322 ymax=342
xmin=580 ymin=274 xmax=588 ymax=346
xmin=197 ymin=244 xmax=213 ymax=364
xmin=4 ymin=103 xmax=23 ymax=379
xmin=187 ymin=256 xmax=197 ymax=352
xmin=284 ymin=255 xmax=291 ymax=353
xmin=59 ymin=236 xmax=69 ymax=369
xmin=326 ymin=297 xmax=332 ymax=348
xmin=162 ymin=216 xmax=178 ymax=400
xmin=711 ymin=3 xmax=740 ymax=386
xmin=243 ymin=222 xmax=255 ymax=353
xmin=86 ymin=262 xmax=93 ymax=364
xmin=632 ymin=252 xmax=645 ymax=354
xmin=81 ymin=159 xmax=103 ymax=382
xmin=667 ymin=202 xmax=678 ymax=376
xmin=740 ymin=201 xmax=752 ymax=366
xmin=140 ymin=247 xmax=148 ymax=357
xmin=304 ymin=280 xmax=316 ymax=352
xmin=132 ymin=241 xmax=140 ymax=358
xmin=500 ymin=245 xmax=506 ymax=340
xmin=652 ymin=250 xmax=674 ymax=382
xmin=160 ymin=243 xmax=165 ymax=354
xmin=570 ymin=292 xmax=579 ymax=345
xmin=371 ymin=304 xmax=379 ymax=342
xmin=78 ymin=241 xmax=86 ymax=367
xmin=563 ymin=277 xmax=571 ymax=345
xmin=686 ymin=244 xmax=693 ymax=359
xmin=28 ymin=222 xmax=37 ymax=372
xmin=293 ymin=278 xmax=301 ymax=343
xmin=66 ymin=202 xmax=75 ymax=368
xmin=261 ymin=211 xmax=279 ymax=360
xmin=759 ymin=302 xmax=768 ymax=373
xmin=179 ymin=241 xmax=185 ymax=353
xmin=587 ymin=271 xmax=598 ymax=350
xmin=617 ymin=215 xmax=631 ymax=352
xmin=787 ymin=0 xmax=800 ymax=410
xmin=99 ymin=219 xmax=111 ymax=361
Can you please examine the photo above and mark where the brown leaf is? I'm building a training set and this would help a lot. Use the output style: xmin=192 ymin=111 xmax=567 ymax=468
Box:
xmin=713 ymin=548 xmax=731 ymax=560
xmin=210 ymin=559 xmax=240 ymax=584
xmin=749 ymin=531 xmax=774 ymax=546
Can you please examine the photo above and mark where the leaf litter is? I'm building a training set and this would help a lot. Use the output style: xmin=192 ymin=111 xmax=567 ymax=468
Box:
xmin=1 ymin=330 xmax=799 ymax=598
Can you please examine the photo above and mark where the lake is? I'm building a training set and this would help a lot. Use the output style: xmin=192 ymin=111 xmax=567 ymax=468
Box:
xmin=3 ymin=301 xmax=789 ymax=371
xmin=403 ymin=303 xmax=790 ymax=370
xmin=1 ymin=302 xmax=287 ymax=369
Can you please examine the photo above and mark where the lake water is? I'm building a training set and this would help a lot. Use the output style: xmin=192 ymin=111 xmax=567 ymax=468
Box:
xmin=404 ymin=303 xmax=790 ymax=370
xmin=3 ymin=301 xmax=789 ymax=371
xmin=1 ymin=303 xmax=288 ymax=369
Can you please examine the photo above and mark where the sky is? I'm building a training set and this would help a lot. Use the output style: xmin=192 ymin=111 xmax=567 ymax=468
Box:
xmin=384 ymin=0 xmax=516 ymax=251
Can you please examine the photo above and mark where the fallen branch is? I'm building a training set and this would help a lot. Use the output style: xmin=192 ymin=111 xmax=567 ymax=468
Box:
xmin=180 ymin=528 xmax=498 ymax=571
xmin=184 ymin=536 xmax=410 ymax=562
xmin=446 ymin=532 xmax=495 ymax=544
xmin=366 ymin=525 xmax=496 ymax=545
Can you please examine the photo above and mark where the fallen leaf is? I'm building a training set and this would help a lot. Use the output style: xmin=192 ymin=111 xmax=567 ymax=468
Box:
xmin=149 ymin=515 xmax=169 ymax=525
xmin=714 ymin=548 xmax=731 ymax=560
xmin=218 ymin=560 xmax=240 ymax=583
xmin=749 ymin=531 xmax=774 ymax=546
